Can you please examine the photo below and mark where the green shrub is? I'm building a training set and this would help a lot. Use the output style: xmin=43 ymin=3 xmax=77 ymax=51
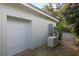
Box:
xmin=74 ymin=20 xmax=79 ymax=36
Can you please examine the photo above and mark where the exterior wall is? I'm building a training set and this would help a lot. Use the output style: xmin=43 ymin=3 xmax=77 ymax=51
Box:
xmin=0 ymin=4 xmax=56 ymax=55
xmin=31 ymin=15 xmax=56 ymax=49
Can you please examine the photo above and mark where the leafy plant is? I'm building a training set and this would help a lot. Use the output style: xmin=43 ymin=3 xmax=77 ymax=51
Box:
xmin=74 ymin=20 xmax=79 ymax=36
xmin=59 ymin=3 xmax=79 ymax=45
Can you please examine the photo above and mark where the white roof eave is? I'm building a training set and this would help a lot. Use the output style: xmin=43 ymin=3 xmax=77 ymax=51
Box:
xmin=21 ymin=3 xmax=59 ymax=22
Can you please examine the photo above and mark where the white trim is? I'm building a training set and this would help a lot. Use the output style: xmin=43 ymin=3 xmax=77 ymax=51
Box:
xmin=21 ymin=3 xmax=59 ymax=22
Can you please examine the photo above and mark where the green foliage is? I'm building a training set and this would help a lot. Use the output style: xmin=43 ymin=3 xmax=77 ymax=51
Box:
xmin=43 ymin=3 xmax=79 ymax=38
xmin=59 ymin=3 xmax=79 ymax=24
xmin=58 ymin=3 xmax=79 ymax=44
xmin=58 ymin=3 xmax=79 ymax=35
xmin=43 ymin=3 xmax=54 ymax=15
xmin=57 ymin=22 xmax=64 ymax=32
xmin=74 ymin=20 xmax=79 ymax=36
xmin=42 ymin=3 xmax=59 ymax=17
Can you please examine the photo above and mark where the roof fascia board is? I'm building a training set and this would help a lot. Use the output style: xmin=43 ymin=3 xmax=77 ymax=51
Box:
xmin=21 ymin=3 xmax=59 ymax=22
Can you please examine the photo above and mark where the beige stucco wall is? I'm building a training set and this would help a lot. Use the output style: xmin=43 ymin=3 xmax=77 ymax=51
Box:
xmin=0 ymin=4 xmax=57 ymax=55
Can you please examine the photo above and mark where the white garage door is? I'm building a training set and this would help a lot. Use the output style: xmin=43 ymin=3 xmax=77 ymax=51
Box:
xmin=7 ymin=17 xmax=31 ymax=56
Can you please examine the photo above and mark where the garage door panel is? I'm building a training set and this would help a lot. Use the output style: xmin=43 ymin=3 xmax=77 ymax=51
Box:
xmin=8 ymin=45 xmax=25 ymax=55
xmin=7 ymin=17 xmax=31 ymax=55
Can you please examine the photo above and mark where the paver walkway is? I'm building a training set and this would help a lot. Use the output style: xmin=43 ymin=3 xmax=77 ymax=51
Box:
xmin=16 ymin=32 xmax=79 ymax=56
